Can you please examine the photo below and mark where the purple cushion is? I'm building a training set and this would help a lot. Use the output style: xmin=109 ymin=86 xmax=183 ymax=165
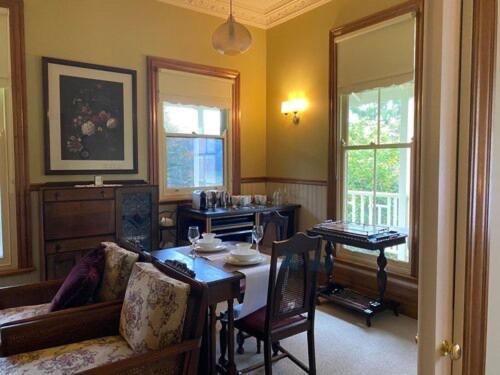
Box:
xmin=49 ymin=247 xmax=105 ymax=312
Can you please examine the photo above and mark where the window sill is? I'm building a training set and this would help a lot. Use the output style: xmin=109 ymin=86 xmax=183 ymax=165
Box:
xmin=0 ymin=267 xmax=36 ymax=277
xmin=159 ymin=198 xmax=192 ymax=204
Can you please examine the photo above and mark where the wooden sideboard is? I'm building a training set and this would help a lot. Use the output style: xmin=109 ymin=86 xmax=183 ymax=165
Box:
xmin=40 ymin=185 xmax=158 ymax=280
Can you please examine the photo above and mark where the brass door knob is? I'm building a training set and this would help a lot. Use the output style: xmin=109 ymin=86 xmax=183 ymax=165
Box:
xmin=440 ymin=340 xmax=462 ymax=361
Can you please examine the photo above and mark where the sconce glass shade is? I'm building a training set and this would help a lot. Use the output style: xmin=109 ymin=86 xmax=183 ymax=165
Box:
xmin=212 ymin=15 xmax=252 ymax=56
xmin=281 ymin=98 xmax=309 ymax=114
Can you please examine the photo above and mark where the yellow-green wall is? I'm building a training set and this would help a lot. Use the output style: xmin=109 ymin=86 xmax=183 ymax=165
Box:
xmin=266 ymin=0 xmax=405 ymax=180
xmin=24 ymin=0 xmax=267 ymax=183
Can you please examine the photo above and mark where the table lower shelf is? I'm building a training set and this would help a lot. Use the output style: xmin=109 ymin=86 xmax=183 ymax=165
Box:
xmin=318 ymin=284 xmax=399 ymax=327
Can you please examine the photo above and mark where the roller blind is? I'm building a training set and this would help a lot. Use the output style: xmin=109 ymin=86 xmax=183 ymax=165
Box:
xmin=336 ymin=13 xmax=415 ymax=94
xmin=158 ymin=69 xmax=233 ymax=109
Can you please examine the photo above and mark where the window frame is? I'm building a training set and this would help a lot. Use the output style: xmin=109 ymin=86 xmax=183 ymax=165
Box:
xmin=337 ymin=84 xmax=414 ymax=274
xmin=328 ymin=3 xmax=423 ymax=279
xmin=148 ymin=57 xmax=241 ymax=203
xmin=159 ymin=102 xmax=229 ymax=199
xmin=0 ymin=0 xmax=31 ymax=274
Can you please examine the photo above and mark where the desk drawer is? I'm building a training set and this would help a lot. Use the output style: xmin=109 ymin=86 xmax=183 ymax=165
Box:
xmin=43 ymin=188 xmax=115 ymax=202
xmin=44 ymin=200 xmax=115 ymax=240
xmin=46 ymin=235 xmax=115 ymax=255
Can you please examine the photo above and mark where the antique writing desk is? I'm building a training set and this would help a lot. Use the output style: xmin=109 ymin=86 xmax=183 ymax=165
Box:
xmin=151 ymin=246 xmax=243 ymax=375
xmin=307 ymin=223 xmax=407 ymax=326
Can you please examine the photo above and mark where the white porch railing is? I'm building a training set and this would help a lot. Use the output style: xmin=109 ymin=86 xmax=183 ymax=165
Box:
xmin=346 ymin=190 xmax=408 ymax=228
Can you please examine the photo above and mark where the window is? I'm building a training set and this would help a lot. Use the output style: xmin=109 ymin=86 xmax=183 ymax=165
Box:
xmin=0 ymin=3 xmax=25 ymax=271
xmin=162 ymin=103 xmax=227 ymax=194
xmin=338 ymin=82 xmax=414 ymax=266
xmin=150 ymin=59 xmax=240 ymax=202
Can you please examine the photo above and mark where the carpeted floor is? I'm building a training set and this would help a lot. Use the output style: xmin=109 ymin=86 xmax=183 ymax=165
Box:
xmin=216 ymin=304 xmax=418 ymax=375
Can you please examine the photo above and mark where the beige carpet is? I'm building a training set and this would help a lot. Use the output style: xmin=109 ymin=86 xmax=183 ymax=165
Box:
xmin=216 ymin=304 xmax=417 ymax=375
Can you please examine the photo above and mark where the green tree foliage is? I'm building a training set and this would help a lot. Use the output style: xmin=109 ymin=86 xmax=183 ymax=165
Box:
xmin=346 ymin=87 xmax=408 ymax=194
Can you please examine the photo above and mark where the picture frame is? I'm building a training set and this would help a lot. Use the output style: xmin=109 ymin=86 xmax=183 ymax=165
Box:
xmin=43 ymin=57 xmax=138 ymax=174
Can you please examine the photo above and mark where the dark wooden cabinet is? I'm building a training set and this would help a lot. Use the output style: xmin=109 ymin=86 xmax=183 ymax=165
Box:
xmin=41 ymin=185 xmax=158 ymax=280
xmin=176 ymin=204 xmax=300 ymax=246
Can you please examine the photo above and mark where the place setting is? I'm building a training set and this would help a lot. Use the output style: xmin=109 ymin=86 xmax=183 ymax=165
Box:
xmin=185 ymin=225 xmax=267 ymax=268
xmin=223 ymin=225 xmax=265 ymax=266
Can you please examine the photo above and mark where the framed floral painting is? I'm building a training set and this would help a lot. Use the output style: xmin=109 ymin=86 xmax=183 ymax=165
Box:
xmin=43 ymin=57 xmax=137 ymax=174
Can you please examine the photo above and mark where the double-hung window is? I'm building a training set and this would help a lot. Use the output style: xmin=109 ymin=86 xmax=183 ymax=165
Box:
xmin=157 ymin=68 xmax=234 ymax=201
xmin=334 ymin=12 xmax=418 ymax=275
xmin=0 ymin=7 xmax=17 ymax=269
xmin=338 ymin=81 xmax=414 ymax=270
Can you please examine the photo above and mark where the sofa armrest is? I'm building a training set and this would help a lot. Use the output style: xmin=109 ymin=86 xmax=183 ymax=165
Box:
xmin=0 ymin=279 xmax=64 ymax=309
xmin=0 ymin=300 xmax=122 ymax=356
xmin=79 ymin=338 xmax=202 ymax=375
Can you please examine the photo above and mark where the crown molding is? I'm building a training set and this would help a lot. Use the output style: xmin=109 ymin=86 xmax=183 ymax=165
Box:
xmin=156 ymin=0 xmax=333 ymax=29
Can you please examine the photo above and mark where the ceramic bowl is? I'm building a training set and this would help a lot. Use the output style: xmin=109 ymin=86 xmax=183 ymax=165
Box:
xmin=231 ymin=243 xmax=258 ymax=261
xmin=197 ymin=238 xmax=222 ymax=249
xmin=201 ymin=233 xmax=217 ymax=242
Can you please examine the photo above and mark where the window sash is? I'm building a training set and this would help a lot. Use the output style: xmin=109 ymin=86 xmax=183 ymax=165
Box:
xmin=337 ymin=85 xmax=414 ymax=271
xmin=0 ymin=86 xmax=17 ymax=269
xmin=159 ymin=102 xmax=230 ymax=200
xmin=164 ymin=133 xmax=226 ymax=192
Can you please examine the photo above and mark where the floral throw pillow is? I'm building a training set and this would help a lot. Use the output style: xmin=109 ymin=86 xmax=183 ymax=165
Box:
xmin=96 ymin=242 xmax=139 ymax=302
xmin=119 ymin=263 xmax=190 ymax=353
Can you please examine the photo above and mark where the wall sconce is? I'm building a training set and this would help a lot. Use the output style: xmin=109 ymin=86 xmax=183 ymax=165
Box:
xmin=281 ymin=98 xmax=308 ymax=125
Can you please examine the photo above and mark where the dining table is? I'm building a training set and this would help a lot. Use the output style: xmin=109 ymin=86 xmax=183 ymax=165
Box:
xmin=151 ymin=242 xmax=272 ymax=375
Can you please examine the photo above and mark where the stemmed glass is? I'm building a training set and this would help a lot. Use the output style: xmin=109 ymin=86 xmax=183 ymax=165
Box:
xmin=188 ymin=226 xmax=200 ymax=258
xmin=252 ymin=225 xmax=264 ymax=253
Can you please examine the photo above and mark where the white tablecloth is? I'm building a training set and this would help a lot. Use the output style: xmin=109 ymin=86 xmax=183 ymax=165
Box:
xmin=234 ymin=263 xmax=272 ymax=319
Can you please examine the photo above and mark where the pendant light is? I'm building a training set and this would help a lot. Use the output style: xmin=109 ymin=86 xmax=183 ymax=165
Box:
xmin=212 ymin=0 xmax=252 ymax=56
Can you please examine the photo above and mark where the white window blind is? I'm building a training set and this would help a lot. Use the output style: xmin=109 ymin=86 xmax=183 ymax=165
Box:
xmin=158 ymin=69 xmax=233 ymax=109
xmin=336 ymin=13 xmax=416 ymax=94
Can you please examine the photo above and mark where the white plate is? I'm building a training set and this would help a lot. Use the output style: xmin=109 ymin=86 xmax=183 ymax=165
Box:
xmin=194 ymin=244 xmax=227 ymax=253
xmin=224 ymin=254 xmax=265 ymax=266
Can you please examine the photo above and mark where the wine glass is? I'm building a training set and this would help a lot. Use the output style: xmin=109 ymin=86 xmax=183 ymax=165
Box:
xmin=252 ymin=225 xmax=264 ymax=253
xmin=188 ymin=226 xmax=200 ymax=258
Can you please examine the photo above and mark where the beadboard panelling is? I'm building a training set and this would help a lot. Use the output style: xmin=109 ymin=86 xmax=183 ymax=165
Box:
xmin=266 ymin=182 xmax=327 ymax=231
xmin=241 ymin=182 xmax=267 ymax=195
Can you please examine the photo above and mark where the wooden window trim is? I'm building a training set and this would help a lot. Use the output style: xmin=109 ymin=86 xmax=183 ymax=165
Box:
xmin=0 ymin=0 xmax=31 ymax=270
xmin=462 ymin=0 xmax=496 ymax=373
xmin=147 ymin=56 xmax=241 ymax=200
xmin=328 ymin=0 xmax=424 ymax=278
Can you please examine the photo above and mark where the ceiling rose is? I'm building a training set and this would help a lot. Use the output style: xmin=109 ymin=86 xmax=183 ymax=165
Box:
xmin=157 ymin=0 xmax=334 ymax=29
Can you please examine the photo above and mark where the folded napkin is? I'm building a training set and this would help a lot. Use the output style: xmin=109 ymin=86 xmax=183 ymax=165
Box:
xmin=202 ymin=252 xmax=228 ymax=262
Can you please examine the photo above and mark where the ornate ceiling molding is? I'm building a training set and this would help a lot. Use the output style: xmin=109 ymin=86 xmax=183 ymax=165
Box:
xmin=157 ymin=0 xmax=333 ymax=29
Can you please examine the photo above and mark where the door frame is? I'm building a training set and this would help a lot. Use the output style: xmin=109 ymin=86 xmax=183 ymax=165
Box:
xmin=462 ymin=0 xmax=496 ymax=373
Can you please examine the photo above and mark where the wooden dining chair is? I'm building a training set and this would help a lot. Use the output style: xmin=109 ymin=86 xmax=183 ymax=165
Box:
xmin=229 ymin=211 xmax=290 ymax=355
xmin=260 ymin=211 xmax=289 ymax=249
xmin=233 ymin=232 xmax=322 ymax=374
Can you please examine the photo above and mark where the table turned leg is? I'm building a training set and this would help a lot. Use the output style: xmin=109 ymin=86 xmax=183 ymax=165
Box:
xmin=376 ymin=248 xmax=388 ymax=301
xmin=324 ymin=241 xmax=334 ymax=284
xmin=226 ymin=299 xmax=237 ymax=375
xmin=218 ymin=313 xmax=228 ymax=367
xmin=209 ymin=305 xmax=217 ymax=374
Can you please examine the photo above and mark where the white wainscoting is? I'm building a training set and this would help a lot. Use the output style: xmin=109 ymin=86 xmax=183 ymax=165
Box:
xmin=266 ymin=182 xmax=327 ymax=231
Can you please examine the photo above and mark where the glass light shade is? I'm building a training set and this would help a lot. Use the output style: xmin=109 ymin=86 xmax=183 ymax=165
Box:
xmin=212 ymin=15 xmax=252 ymax=56
xmin=281 ymin=98 xmax=309 ymax=114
